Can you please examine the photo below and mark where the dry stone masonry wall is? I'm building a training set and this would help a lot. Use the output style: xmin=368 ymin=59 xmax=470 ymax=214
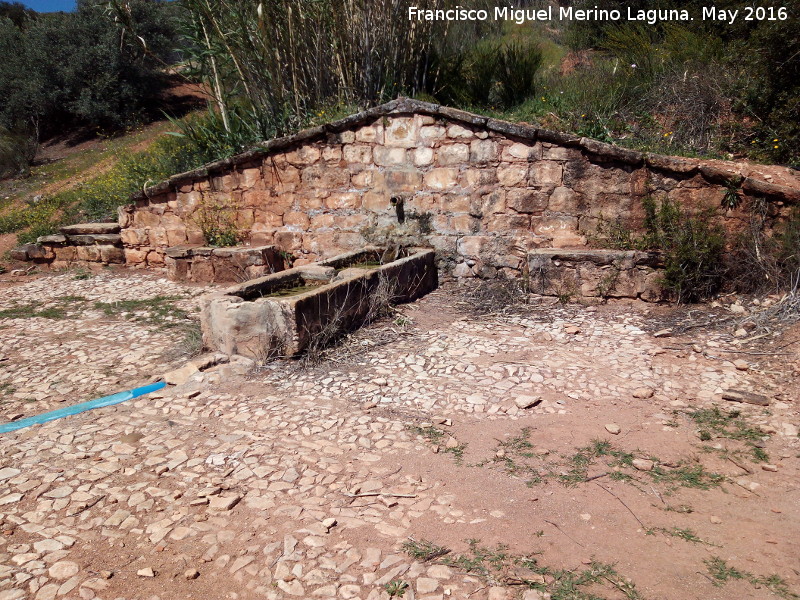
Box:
xmin=17 ymin=98 xmax=800 ymax=294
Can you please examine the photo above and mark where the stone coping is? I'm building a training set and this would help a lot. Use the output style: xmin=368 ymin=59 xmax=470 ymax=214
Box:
xmin=130 ymin=97 xmax=800 ymax=205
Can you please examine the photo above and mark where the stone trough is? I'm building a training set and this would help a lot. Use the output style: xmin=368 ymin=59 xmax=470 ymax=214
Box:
xmin=200 ymin=247 xmax=437 ymax=359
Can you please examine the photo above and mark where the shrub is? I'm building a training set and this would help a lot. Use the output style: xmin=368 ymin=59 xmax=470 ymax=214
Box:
xmin=593 ymin=196 xmax=727 ymax=302
xmin=192 ymin=195 xmax=245 ymax=247
xmin=496 ymin=41 xmax=542 ymax=108
xmin=641 ymin=196 xmax=726 ymax=302
xmin=729 ymin=202 xmax=800 ymax=293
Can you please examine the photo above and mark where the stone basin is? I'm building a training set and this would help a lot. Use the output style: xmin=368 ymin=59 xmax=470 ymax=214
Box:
xmin=200 ymin=246 xmax=437 ymax=359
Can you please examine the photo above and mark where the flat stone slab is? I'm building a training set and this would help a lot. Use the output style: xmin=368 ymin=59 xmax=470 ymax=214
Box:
xmin=60 ymin=223 xmax=120 ymax=235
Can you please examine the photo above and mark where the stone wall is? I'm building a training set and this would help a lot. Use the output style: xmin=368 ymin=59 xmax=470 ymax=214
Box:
xmin=21 ymin=99 xmax=800 ymax=281
xmin=118 ymin=99 xmax=798 ymax=279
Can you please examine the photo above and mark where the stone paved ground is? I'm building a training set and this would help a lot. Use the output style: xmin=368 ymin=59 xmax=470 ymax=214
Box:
xmin=0 ymin=272 xmax=798 ymax=600
xmin=0 ymin=272 xmax=207 ymax=421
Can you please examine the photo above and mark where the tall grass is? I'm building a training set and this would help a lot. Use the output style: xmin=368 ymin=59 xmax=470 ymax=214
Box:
xmin=160 ymin=0 xmax=450 ymax=145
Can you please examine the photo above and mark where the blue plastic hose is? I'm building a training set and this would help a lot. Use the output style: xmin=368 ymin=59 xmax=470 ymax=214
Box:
xmin=0 ymin=381 xmax=166 ymax=434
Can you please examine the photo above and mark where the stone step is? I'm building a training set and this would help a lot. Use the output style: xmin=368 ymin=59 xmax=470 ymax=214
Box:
xmin=66 ymin=234 xmax=123 ymax=247
xmin=60 ymin=222 xmax=120 ymax=236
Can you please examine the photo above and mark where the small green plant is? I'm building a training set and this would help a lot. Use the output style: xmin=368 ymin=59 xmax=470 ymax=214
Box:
xmin=686 ymin=406 xmax=769 ymax=462
xmin=721 ymin=177 xmax=743 ymax=210
xmin=436 ymin=539 xmax=643 ymax=599
xmin=72 ymin=269 xmax=93 ymax=280
xmin=0 ymin=295 xmax=87 ymax=320
xmin=409 ymin=424 xmax=467 ymax=464
xmin=192 ymin=195 xmax=245 ymax=247
xmin=705 ymin=557 xmax=799 ymax=599
xmin=647 ymin=526 xmax=716 ymax=546
xmin=92 ymin=295 xmax=192 ymax=329
xmin=402 ymin=538 xmax=451 ymax=562
xmin=384 ymin=580 xmax=409 ymax=597
xmin=596 ymin=264 xmax=622 ymax=299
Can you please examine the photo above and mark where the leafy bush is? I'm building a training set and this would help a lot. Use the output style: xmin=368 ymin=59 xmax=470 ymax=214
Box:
xmin=641 ymin=196 xmax=726 ymax=302
xmin=425 ymin=38 xmax=543 ymax=110
xmin=729 ymin=202 xmax=800 ymax=293
xmin=496 ymin=41 xmax=542 ymax=108
xmin=0 ymin=126 xmax=36 ymax=178
xmin=0 ymin=0 xmax=176 ymax=143
xmin=594 ymin=196 xmax=727 ymax=302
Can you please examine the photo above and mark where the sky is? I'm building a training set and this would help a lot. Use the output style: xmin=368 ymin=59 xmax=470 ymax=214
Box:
xmin=18 ymin=0 xmax=75 ymax=12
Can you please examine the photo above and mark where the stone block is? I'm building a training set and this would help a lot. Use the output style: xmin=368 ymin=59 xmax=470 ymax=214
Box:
xmin=343 ymin=144 xmax=373 ymax=164
xmin=97 ymin=245 xmax=124 ymax=264
xmin=436 ymin=144 xmax=469 ymax=165
xmin=333 ymin=214 xmax=370 ymax=230
xmin=440 ymin=193 xmax=472 ymax=214
xmin=542 ymin=145 xmax=580 ymax=160
xmin=166 ymin=228 xmax=188 ymax=247
xmin=296 ymin=192 xmax=325 ymax=211
xmin=534 ymin=217 xmax=585 ymax=247
xmin=286 ymin=146 xmax=321 ymax=165
xmin=419 ymin=125 xmax=446 ymax=144
xmin=481 ymin=190 xmax=506 ymax=214
xmin=148 ymin=228 xmax=169 ymax=247
xmin=240 ymin=167 xmax=261 ymax=188
xmin=529 ymin=161 xmax=563 ymax=186
xmin=53 ymin=246 xmax=77 ymax=262
xmin=325 ymin=192 xmax=361 ymax=210
xmin=470 ymin=140 xmax=499 ymax=164
xmin=488 ymin=214 xmax=532 ymax=231
xmin=450 ymin=214 xmax=478 ymax=233
xmin=301 ymin=165 xmax=349 ymax=189
xmin=147 ymin=251 xmax=165 ymax=266
xmin=384 ymin=117 xmax=418 ymax=148
xmin=132 ymin=211 xmax=161 ymax=228
xmin=363 ymin=192 xmax=389 ymax=212
xmin=413 ymin=147 xmax=434 ymax=166
xmin=275 ymin=231 xmax=303 ymax=252
xmin=355 ymin=124 xmax=383 ymax=143
xmin=76 ymin=245 xmax=101 ymax=262
xmin=373 ymin=146 xmax=408 ymax=166
xmin=548 ymin=187 xmax=579 ymax=213
xmin=457 ymin=236 xmax=490 ymax=259
xmin=121 ymin=228 xmax=149 ymax=246
xmin=501 ymin=142 xmax=540 ymax=161
xmin=387 ymin=170 xmax=423 ymax=193
xmin=405 ymin=194 xmax=439 ymax=214
xmin=284 ymin=211 xmax=311 ymax=228
xmin=60 ymin=223 xmax=120 ymax=235
xmin=124 ymin=248 xmax=149 ymax=265
xmin=447 ymin=124 xmax=474 ymax=139
xmin=507 ymin=189 xmax=548 ymax=214
xmin=190 ymin=256 xmax=214 ymax=282
xmin=351 ymin=169 xmax=380 ymax=189
xmin=497 ymin=165 xmax=527 ymax=186
xmin=424 ymin=168 xmax=459 ymax=190
xmin=321 ymin=146 xmax=342 ymax=162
